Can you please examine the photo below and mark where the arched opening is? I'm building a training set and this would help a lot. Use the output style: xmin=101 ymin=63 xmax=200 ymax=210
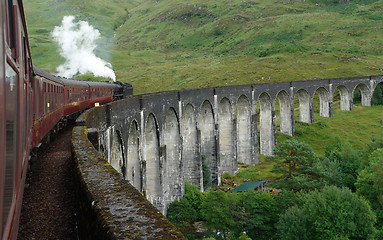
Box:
xmin=294 ymin=89 xmax=312 ymax=123
xmin=333 ymin=86 xmax=352 ymax=111
xmin=144 ymin=114 xmax=162 ymax=205
xmin=259 ymin=92 xmax=275 ymax=156
xmin=110 ymin=130 xmax=124 ymax=175
xmin=276 ymin=90 xmax=293 ymax=136
xmin=127 ymin=121 xmax=141 ymax=191
xmin=313 ymin=87 xmax=331 ymax=118
xmin=218 ymin=97 xmax=235 ymax=174
xmin=182 ymin=104 xmax=200 ymax=187
xmin=236 ymin=95 xmax=252 ymax=165
xmin=163 ymin=108 xmax=182 ymax=204
xmin=372 ymin=82 xmax=383 ymax=106
xmin=198 ymin=100 xmax=217 ymax=183
xmin=353 ymin=83 xmax=371 ymax=107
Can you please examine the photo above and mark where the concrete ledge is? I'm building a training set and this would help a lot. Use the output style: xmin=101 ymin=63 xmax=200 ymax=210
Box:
xmin=71 ymin=121 xmax=185 ymax=239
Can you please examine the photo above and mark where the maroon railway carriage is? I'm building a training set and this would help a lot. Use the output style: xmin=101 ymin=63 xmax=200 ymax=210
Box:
xmin=32 ymin=66 xmax=65 ymax=148
xmin=62 ymin=78 xmax=114 ymax=117
xmin=33 ymin=67 xmax=115 ymax=149
xmin=62 ymin=78 xmax=90 ymax=117
xmin=87 ymin=81 xmax=114 ymax=106
xmin=1 ymin=0 xmax=34 ymax=239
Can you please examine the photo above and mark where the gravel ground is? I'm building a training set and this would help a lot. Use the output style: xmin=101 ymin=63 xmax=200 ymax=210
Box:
xmin=18 ymin=126 xmax=78 ymax=240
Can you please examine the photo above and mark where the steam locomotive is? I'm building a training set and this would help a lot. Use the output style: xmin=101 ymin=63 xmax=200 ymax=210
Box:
xmin=0 ymin=1 xmax=132 ymax=239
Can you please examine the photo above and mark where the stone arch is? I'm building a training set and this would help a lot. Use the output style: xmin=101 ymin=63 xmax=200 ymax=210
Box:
xmin=127 ymin=120 xmax=141 ymax=191
xmin=111 ymin=130 xmax=124 ymax=175
xmin=276 ymin=90 xmax=293 ymax=136
xmin=182 ymin=103 xmax=201 ymax=188
xmin=314 ymin=87 xmax=332 ymax=117
xmin=236 ymin=95 xmax=252 ymax=165
xmin=144 ymin=113 xmax=162 ymax=208
xmin=259 ymin=92 xmax=275 ymax=156
xmin=295 ymin=89 xmax=312 ymax=123
xmin=197 ymin=100 xmax=217 ymax=182
xmin=163 ymin=107 xmax=182 ymax=206
xmin=353 ymin=83 xmax=371 ymax=106
xmin=335 ymin=85 xmax=352 ymax=111
xmin=218 ymin=97 xmax=235 ymax=174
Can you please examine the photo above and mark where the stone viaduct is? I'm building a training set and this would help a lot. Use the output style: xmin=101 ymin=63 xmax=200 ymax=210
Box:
xmin=82 ymin=75 xmax=383 ymax=215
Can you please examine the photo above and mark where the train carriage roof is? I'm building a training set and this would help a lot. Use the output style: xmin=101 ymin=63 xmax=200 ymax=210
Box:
xmin=33 ymin=66 xmax=115 ymax=88
xmin=84 ymin=81 xmax=115 ymax=88
xmin=60 ymin=78 xmax=90 ymax=87
xmin=33 ymin=66 xmax=64 ymax=85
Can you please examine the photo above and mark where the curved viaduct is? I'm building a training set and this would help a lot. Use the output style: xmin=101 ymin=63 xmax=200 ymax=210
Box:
xmin=85 ymin=75 xmax=382 ymax=214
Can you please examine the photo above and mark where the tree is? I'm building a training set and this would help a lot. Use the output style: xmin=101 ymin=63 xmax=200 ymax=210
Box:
xmin=167 ymin=198 xmax=198 ymax=225
xmin=167 ymin=182 xmax=204 ymax=236
xmin=200 ymin=190 xmax=236 ymax=239
xmin=184 ymin=181 xmax=204 ymax=218
xmin=356 ymin=148 xmax=383 ymax=209
xmin=324 ymin=140 xmax=361 ymax=191
xmin=239 ymin=191 xmax=279 ymax=240
xmin=277 ymin=186 xmax=376 ymax=240
xmin=267 ymin=139 xmax=322 ymax=191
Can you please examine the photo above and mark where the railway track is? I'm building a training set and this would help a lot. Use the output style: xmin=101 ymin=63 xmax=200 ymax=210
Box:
xmin=17 ymin=126 xmax=78 ymax=240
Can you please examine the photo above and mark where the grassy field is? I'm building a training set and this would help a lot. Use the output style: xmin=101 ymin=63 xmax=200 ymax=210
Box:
xmin=24 ymin=0 xmax=383 ymax=94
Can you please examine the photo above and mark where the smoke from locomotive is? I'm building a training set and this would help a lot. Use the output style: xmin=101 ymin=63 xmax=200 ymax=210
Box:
xmin=51 ymin=16 xmax=116 ymax=81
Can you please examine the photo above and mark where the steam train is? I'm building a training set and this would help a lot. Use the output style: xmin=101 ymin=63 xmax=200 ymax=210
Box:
xmin=0 ymin=0 xmax=132 ymax=239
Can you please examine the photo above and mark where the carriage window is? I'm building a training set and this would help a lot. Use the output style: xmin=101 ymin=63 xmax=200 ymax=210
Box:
xmin=23 ymin=37 xmax=29 ymax=76
xmin=35 ymin=79 xmax=40 ymax=119
xmin=43 ymin=83 xmax=46 ymax=114
xmin=5 ymin=0 xmax=15 ymax=50
xmin=3 ymin=63 xmax=18 ymax=231
xmin=23 ymin=83 xmax=27 ymax=156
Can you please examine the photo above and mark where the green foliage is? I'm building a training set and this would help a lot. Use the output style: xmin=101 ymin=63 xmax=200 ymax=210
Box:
xmin=167 ymin=198 xmax=198 ymax=225
xmin=267 ymin=139 xmax=323 ymax=191
xmin=356 ymin=148 xmax=383 ymax=210
xmin=200 ymin=190 xmax=282 ymax=240
xmin=323 ymin=139 xmax=361 ymax=191
xmin=201 ymin=191 xmax=235 ymax=238
xmin=202 ymin=155 xmax=211 ymax=186
xmin=184 ymin=181 xmax=204 ymax=218
xmin=277 ymin=186 xmax=376 ymax=240
xmin=235 ymin=191 xmax=279 ymax=240
xmin=372 ymin=83 xmax=383 ymax=106
xmin=167 ymin=181 xmax=204 ymax=236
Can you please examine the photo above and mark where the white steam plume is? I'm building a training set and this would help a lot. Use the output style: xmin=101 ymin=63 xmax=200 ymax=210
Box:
xmin=51 ymin=16 xmax=116 ymax=81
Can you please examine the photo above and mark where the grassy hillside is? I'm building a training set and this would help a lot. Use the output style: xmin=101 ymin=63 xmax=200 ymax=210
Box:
xmin=24 ymin=0 xmax=383 ymax=94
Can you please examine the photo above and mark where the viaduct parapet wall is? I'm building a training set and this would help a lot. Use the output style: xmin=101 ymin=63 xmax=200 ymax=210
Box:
xmin=73 ymin=75 xmax=383 ymax=218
